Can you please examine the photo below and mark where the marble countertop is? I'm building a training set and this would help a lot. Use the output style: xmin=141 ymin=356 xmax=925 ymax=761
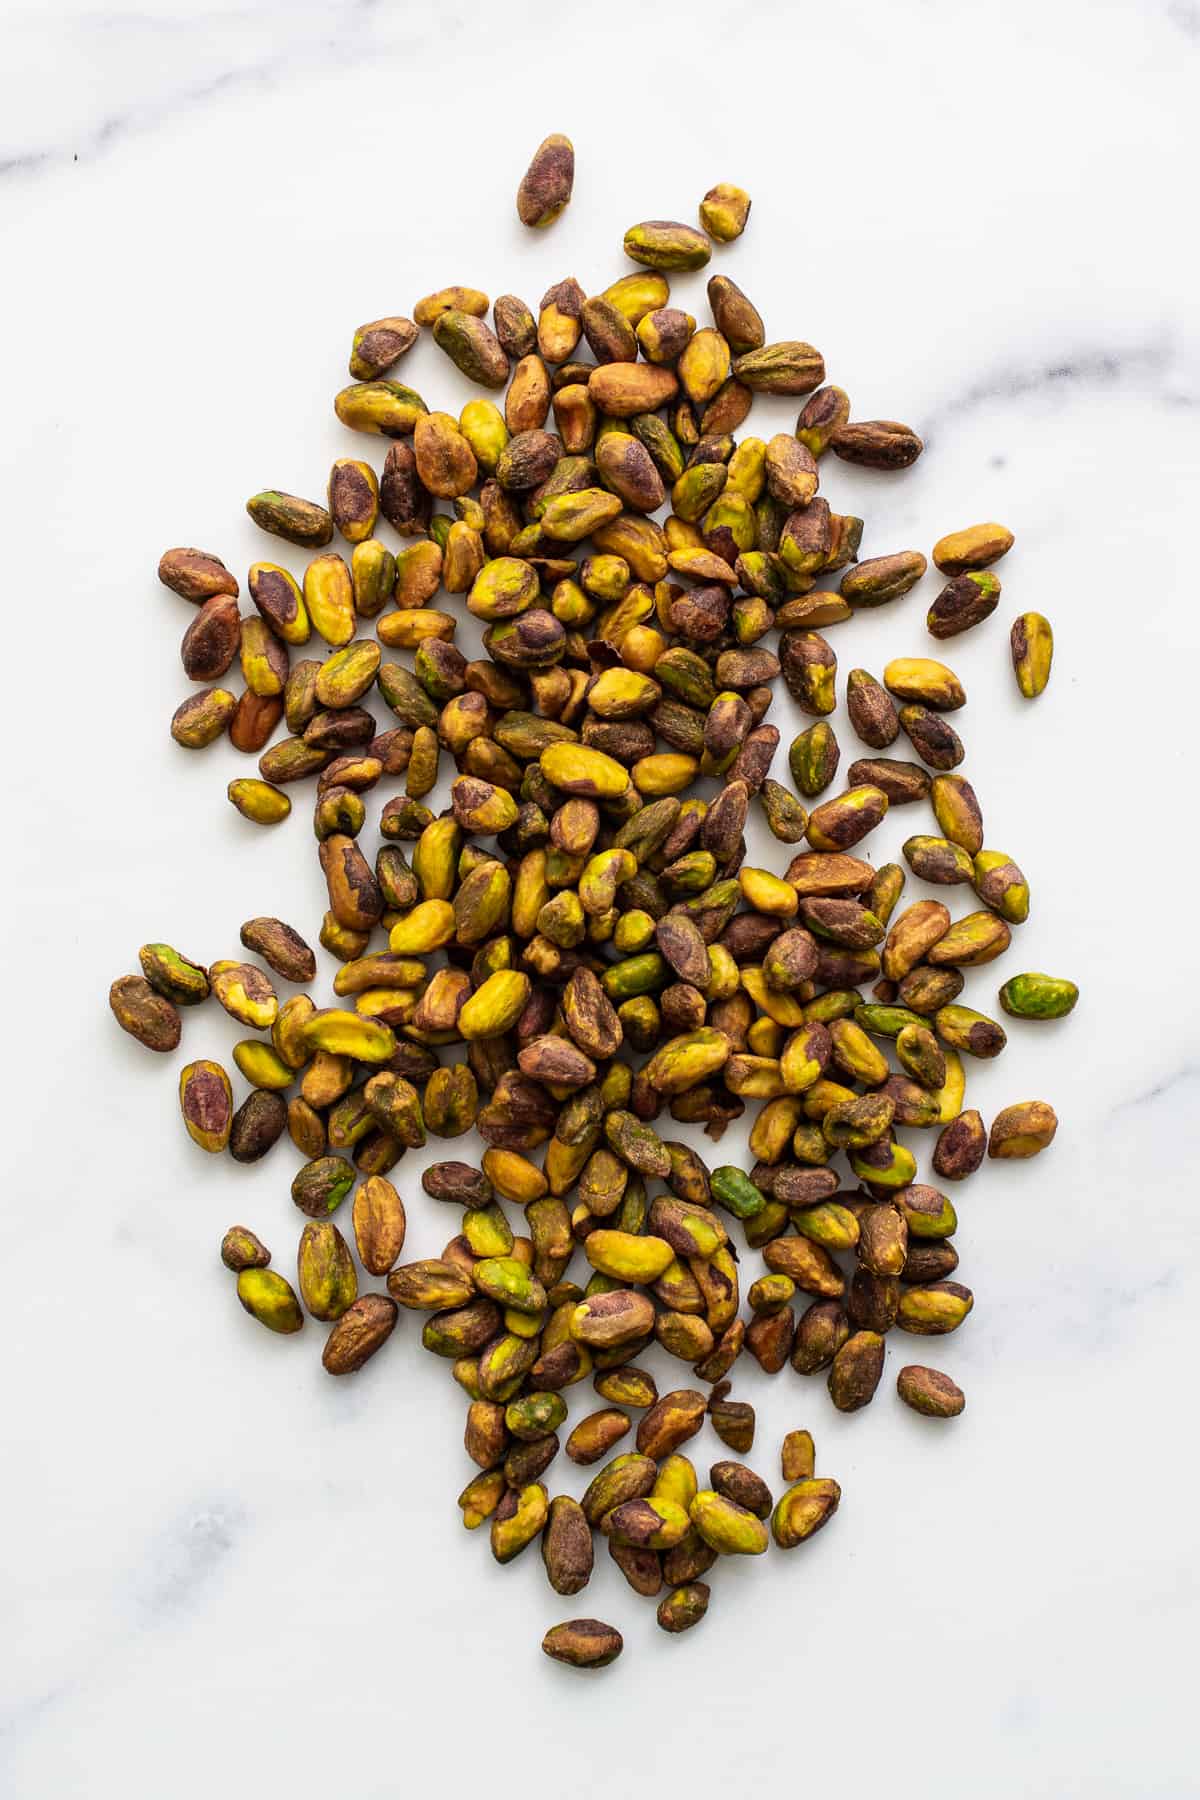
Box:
xmin=4 ymin=2 xmax=1198 ymax=1794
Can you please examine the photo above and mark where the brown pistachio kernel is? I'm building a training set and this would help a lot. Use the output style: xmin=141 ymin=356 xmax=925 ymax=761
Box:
xmin=542 ymin=1619 xmax=623 ymax=1668
xmin=846 ymin=669 xmax=899 ymax=747
xmin=657 ymin=1581 xmax=710 ymax=1633
xmin=636 ymin=1389 xmax=707 ymax=1460
xmin=181 ymin=593 xmax=240 ymax=682
xmin=830 ymin=420 xmax=923 ymax=469
xmin=898 ymin=705 xmax=965 ymax=770
xmin=321 ymin=1294 xmax=398 ymax=1374
xmin=706 ymin=274 xmax=764 ymax=353
xmin=897 ymin=1365 xmax=966 ymax=1417
xmin=228 ymin=1090 xmax=287 ymax=1163
xmin=352 ymin=1176 xmax=407 ymax=1275
xmin=988 ymin=1101 xmax=1058 ymax=1158
xmin=349 ymin=315 xmax=418 ymax=380
xmin=517 ymin=132 xmax=574 ymax=228
xmin=795 ymin=387 xmax=851 ymax=457
xmin=494 ymin=294 xmax=537 ymax=358
xmin=159 ymin=546 xmax=239 ymax=602
xmin=432 ymin=312 xmax=509 ymax=389
xmin=927 ymin=571 xmax=1001 ymax=638
xmin=543 ymin=1496 xmax=594 ymax=1596
xmin=109 ymin=975 xmax=182 ymax=1052
xmin=238 ymin=917 xmax=316 ymax=983
xmin=828 ymin=1330 xmax=885 ymax=1411
xmin=221 ymin=1226 xmax=271 ymax=1272
xmin=733 ymin=342 xmax=825 ymax=395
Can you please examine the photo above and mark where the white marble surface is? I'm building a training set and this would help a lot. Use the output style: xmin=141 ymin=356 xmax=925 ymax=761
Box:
xmin=4 ymin=2 xmax=1199 ymax=1794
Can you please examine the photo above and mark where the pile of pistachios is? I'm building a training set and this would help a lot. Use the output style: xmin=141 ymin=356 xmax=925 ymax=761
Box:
xmin=110 ymin=133 xmax=1078 ymax=1668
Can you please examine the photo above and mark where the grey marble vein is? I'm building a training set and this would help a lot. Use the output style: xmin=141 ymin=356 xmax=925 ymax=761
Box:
xmin=1112 ymin=1063 xmax=1200 ymax=1114
xmin=0 ymin=0 xmax=488 ymax=182
xmin=921 ymin=338 xmax=1193 ymax=446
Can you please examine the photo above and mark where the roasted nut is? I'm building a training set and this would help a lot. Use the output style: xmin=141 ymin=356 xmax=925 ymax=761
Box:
xmin=236 ymin=1269 xmax=303 ymax=1334
xmin=781 ymin=631 xmax=837 ymax=716
xmin=927 ymin=912 xmax=1011 ymax=967
xmin=706 ymin=274 xmax=764 ymax=352
xmin=171 ymin=687 xmax=237 ymax=748
xmin=927 ymin=571 xmax=1001 ymax=638
xmin=842 ymin=552 xmax=927 ymax=607
xmin=246 ymin=490 xmax=333 ymax=547
xmin=349 ymin=316 xmax=418 ymax=380
xmin=291 ymin=1155 xmax=356 ymax=1218
xmin=998 ymin=973 xmax=1078 ymax=1020
xmin=896 ymin=1365 xmax=966 ymax=1417
xmin=884 ymin=657 xmax=965 ymax=710
xmin=795 ymin=387 xmax=851 ymax=457
xmin=657 ymin=1581 xmax=710 ymax=1633
xmin=689 ymin=1489 xmax=769 ymax=1555
xmin=432 ymin=311 xmax=509 ymax=389
xmin=303 ymin=553 xmax=356 ymax=646
xmin=806 ymin=785 xmax=888 ymax=852
xmin=159 ymin=546 xmax=239 ymax=602
xmin=181 ymin=593 xmax=240 ymax=682
xmin=541 ymin=1618 xmax=622 ymax=1667
xmin=327 ymin=458 xmax=379 ymax=543
xmin=933 ymin=522 xmax=1014 ymax=574
xmin=624 ymin=220 xmax=712 ymax=271
xmin=732 ymin=342 xmax=825 ymax=395
xmin=771 ymin=1477 xmax=841 ymax=1547
xmin=179 ymin=1060 xmax=233 ymax=1151
xmin=321 ymin=1294 xmax=399 ymax=1373
xmin=572 ymin=1290 xmax=656 ymax=1349
xmin=903 ymin=835 xmax=975 ymax=885
xmin=896 ymin=1281 xmax=974 ymax=1334
xmin=517 ymin=132 xmax=574 ymax=227
xmin=846 ymin=669 xmax=899 ymax=747
xmin=636 ymin=1389 xmax=707 ymax=1461
xmin=334 ymin=382 xmax=428 ymax=437
xmin=829 ymin=420 xmax=923 ymax=469
xmin=542 ymin=1497 xmax=594 ymax=1599
xmin=898 ymin=705 xmax=965 ymax=771
xmin=1011 ymin=612 xmax=1053 ymax=697
xmin=297 ymin=1221 xmax=358 ymax=1321
xmin=828 ymin=1330 xmax=885 ymax=1411
xmin=238 ymin=917 xmax=316 ymax=983
xmin=790 ymin=722 xmax=840 ymax=797
xmin=221 ymin=1227 xmax=271 ymax=1273
xmin=988 ymin=1101 xmax=1058 ymax=1158
xmin=590 ymin=362 xmax=680 ymax=418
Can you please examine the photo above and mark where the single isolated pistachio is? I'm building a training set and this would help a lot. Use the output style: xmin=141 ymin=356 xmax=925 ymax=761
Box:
xmin=517 ymin=133 xmax=574 ymax=228
xmin=1011 ymin=612 xmax=1054 ymax=697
